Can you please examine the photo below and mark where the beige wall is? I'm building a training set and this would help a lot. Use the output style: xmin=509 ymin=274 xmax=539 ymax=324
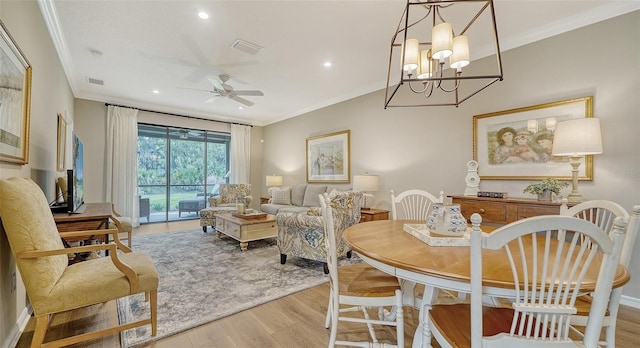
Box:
xmin=262 ymin=12 xmax=640 ymax=300
xmin=0 ymin=1 xmax=75 ymax=346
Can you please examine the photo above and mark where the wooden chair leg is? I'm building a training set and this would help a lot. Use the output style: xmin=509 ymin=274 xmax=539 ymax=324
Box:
xmin=31 ymin=315 xmax=49 ymax=348
xmin=150 ymin=290 xmax=158 ymax=336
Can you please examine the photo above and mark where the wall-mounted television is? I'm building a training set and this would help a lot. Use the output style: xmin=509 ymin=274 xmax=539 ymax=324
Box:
xmin=67 ymin=132 xmax=84 ymax=213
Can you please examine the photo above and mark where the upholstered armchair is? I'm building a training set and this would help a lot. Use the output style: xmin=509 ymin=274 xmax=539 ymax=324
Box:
xmin=277 ymin=190 xmax=362 ymax=274
xmin=209 ymin=184 xmax=253 ymax=207
xmin=0 ymin=178 xmax=158 ymax=347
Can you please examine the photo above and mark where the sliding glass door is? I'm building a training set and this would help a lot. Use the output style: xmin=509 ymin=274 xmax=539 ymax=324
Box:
xmin=137 ymin=124 xmax=229 ymax=223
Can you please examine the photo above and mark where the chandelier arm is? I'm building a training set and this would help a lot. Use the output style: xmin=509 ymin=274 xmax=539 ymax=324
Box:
xmin=408 ymin=80 xmax=429 ymax=94
xmin=437 ymin=78 xmax=461 ymax=93
xmin=437 ymin=71 xmax=462 ymax=92
xmin=424 ymin=81 xmax=435 ymax=98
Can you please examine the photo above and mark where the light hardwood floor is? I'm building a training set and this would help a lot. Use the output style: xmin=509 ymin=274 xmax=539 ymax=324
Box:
xmin=16 ymin=220 xmax=640 ymax=348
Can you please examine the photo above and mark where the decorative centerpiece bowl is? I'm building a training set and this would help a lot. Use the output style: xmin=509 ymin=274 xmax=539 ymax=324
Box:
xmin=426 ymin=203 xmax=467 ymax=237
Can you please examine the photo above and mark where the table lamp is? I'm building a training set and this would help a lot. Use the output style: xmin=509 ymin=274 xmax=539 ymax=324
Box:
xmin=353 ymin=174 xmax=379 ymax=209
xmin=266 ymin=174 xmax=283 ymax=195
xmin=551 ymin=118 xmax=602 ymax=203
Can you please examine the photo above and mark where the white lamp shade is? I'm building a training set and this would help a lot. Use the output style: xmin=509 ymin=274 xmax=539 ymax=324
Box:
xmin=402 ymin=38 xmax=419 ymax=71
xmin=449 ymin=35 xmax=470 ymax=69
xmin=353 ymin=175 xmax=379 ymax=192
xmin=431 ymin=22 xmax=453 ymax=60
xmin=417 ymin=49 xmax=433 ymax=79
xmin=266 ymin=175 xmax=283 ymax=187
xmin=552 ymin=118 xmax=603 ymax=156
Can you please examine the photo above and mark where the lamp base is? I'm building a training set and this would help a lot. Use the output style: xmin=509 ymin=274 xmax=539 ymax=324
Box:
xmin=361 ymin=193 xmax=375 ymax=209
xmin=566 ymin=192 xmax=586 ymax=203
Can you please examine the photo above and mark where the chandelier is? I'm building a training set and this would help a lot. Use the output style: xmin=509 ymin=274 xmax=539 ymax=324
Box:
xmin=384 ymin=0 xmax=503 ymax=108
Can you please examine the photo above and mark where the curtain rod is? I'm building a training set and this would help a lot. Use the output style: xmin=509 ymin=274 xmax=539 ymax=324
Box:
xmin=104 ymin=103 xmax=253 ymax=127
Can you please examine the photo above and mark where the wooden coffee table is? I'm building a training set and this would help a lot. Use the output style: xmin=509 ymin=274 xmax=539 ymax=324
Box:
xmin=214 ymin=213 xmax=277 ymax=251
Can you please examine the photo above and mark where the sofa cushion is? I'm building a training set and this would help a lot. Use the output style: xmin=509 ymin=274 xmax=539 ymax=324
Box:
xmin=303 ymin=185 xmax=327 ymax=207
xmin=277 ymin=206 xmax=310 ymax=214
xmin=271 ymin=188 xmax=291 ymax=205
xmin=290 ymin=184 xmax=307 ymax=207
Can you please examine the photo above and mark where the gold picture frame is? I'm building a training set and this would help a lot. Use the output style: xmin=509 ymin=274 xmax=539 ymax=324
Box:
xmin=56 ymin=113 xmax=66 ymax=171
xmin=306 ymin=130 xmax=350 ymax=183
xmin=0 ymin=20 xmax=32 ymax=165
xmin=473 ymin=96 xmax=594 ymax=180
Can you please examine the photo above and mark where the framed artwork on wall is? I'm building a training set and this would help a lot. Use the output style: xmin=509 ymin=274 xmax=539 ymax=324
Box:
xmin=0 ymin=20 xmax=32 ymax=165
xmin=473 ymin=96 xmax=594 ymax=180
xmin=306 ymin=130 xmax=350 ymax=183
xmin=56 ymin=113 xmax=66 ymax=171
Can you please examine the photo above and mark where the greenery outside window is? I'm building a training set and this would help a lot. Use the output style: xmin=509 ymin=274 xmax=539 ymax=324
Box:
xmin=137 ymin=124 xmax=230 ymax=223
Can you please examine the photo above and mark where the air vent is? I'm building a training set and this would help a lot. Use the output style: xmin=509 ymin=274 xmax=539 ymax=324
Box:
xmin=87 ymin=77 xmax=104 ymax=86
xmin=230 ymin=39 xmax=263 ymax=55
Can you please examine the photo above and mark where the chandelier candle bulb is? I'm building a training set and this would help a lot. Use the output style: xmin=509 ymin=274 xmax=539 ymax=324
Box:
xmin=431 ymin=22 xmax=453 ymax=60
xmin=450 ymin=35 xmax=470 ymax=69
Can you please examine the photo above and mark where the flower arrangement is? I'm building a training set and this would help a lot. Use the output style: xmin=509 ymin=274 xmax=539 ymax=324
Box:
xmin=523 ymin=178 xmax=569 ymax=195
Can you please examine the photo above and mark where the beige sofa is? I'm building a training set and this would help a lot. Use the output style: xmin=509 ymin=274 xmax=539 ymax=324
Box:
xmin=260 ymin=183 xmax=350 ymax=215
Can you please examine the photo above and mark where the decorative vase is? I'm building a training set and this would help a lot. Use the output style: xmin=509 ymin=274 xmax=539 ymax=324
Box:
xmin=426 ymin=203 xmax=467 ymax=236
xmin=537 ymin=190 xmax=552 ymax=201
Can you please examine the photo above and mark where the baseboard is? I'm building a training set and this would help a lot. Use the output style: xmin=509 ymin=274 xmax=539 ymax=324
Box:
xmin=1 ymin=305 xmax=32 ymax=348
xmin=620 ymin=295 xmax=640 ymax=309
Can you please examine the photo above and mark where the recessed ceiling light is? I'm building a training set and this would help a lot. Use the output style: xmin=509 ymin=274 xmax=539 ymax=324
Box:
xmin=151 ymin=89 xmax=160 ymax=94
xmin=198 ymin=11 xmax=209 ymax=19
xmin=238 ymin=106 xmax=244 ymax=110
xmin=323 ymin=61 xmax=332 ymax=68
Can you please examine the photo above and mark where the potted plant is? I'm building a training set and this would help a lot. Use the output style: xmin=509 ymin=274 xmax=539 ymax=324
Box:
xmin=523 ymin=178 xmax=569 ymax=201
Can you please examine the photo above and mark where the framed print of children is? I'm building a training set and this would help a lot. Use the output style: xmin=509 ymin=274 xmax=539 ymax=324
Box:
xmin=533 ymin=130 xmax=555 ymax=163
xmin=513 ymin=131 xmax=539 ymax=162
xmin=491 ymin=127 xmax=523 ymax=164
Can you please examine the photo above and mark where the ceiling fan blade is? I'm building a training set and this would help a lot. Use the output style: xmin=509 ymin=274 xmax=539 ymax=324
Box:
xmin=234 ymin=90 xmax=263 ymax=96
xmin=207 ymin=77 xmax=224 ymax=91
xmin=230 ymin=95 xmax=254 ymax=107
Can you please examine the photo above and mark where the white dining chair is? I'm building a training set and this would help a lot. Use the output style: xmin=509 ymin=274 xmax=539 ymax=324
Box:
xmin=429 ymin=213 xmax=627 ymax=348
xmin=562 ymin=201 xmax=639 ymax=348
xmin=390 ymin=189 xmax=460 ymax=308
xmin=390 ymin=189 xmax=443 ymax=221
xmin=321 ymin=193 xmax=404 ymax=348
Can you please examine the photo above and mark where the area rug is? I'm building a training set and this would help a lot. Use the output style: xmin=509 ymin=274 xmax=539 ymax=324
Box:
xmin=117 ymin=229 xmax=360 ymax=347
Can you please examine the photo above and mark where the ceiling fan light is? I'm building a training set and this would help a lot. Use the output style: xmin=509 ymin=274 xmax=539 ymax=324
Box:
xmin=402 ymin=38 xmax=419 ymax=71
xmin=450 ymin=35 xmax=470 ymax=69
xmin=431 ymin=22 xmax=453 ymax=60
xmin=417 ymin=49 xmax=433 ymax=79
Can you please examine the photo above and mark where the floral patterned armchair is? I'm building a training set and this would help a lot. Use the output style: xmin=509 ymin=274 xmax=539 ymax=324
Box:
xmin=277 ymin=190 xmax=362 ymax=273
xmin=209 ymin=184 xmax=253 ymax=207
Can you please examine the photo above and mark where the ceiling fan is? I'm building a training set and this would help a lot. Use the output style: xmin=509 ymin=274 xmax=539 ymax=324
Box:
xmin=179 ymin=74 xmax=263 ymax=107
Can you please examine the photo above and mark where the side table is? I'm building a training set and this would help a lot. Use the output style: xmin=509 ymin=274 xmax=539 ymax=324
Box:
xmin=360 ymin=209 xmax=389 ymax=223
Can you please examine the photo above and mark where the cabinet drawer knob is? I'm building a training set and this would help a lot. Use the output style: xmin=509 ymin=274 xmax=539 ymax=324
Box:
xmin=479 ymin=208 xmax=485 ymax=214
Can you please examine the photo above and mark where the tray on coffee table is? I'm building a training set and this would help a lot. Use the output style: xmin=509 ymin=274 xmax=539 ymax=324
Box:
xmin=232 ymin=211 xmax=267 ymax=219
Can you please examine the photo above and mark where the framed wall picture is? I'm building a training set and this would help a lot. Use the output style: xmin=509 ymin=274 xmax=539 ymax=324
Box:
xmin=473 ymin=96 xmax=594 ymax=180
xmin=306 ymin=130 xmax=350 ymax=183
xmin=56 ymin=113 xmax=66 ymax=171
xmin=0 ymin=20 xmax=32 ymax=165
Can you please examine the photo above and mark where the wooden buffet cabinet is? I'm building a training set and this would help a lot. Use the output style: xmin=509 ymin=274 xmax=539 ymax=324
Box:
xmin=449 ymin=195 xmax=571 ymax=225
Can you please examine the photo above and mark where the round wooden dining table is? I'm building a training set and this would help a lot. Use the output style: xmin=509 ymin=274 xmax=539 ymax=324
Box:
xmin=343 ymin=219 xmax=630 ymax=348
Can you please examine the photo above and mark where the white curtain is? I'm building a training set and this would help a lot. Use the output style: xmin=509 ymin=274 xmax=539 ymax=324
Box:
xmin=106 ymin=105 xmax=139 ymax=226
xmin=229 ymin=124 xmax=251 ymax=184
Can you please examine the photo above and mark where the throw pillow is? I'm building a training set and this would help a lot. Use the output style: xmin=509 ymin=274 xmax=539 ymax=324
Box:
xmin=271 ymin=188 xmax=291 ymax=205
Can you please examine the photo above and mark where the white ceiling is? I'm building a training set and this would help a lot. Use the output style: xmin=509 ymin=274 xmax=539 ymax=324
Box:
xmin=39 ymin=1 xmax=639 ymax=126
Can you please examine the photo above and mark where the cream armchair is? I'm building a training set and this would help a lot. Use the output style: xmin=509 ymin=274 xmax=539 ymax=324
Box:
xmin=276 ymin=190 xmax=362 ymax=274
xmin=0 ymin=178 xmax=158 ymax=347
xmin=209 ymin=184 xmax=252 ymax=207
